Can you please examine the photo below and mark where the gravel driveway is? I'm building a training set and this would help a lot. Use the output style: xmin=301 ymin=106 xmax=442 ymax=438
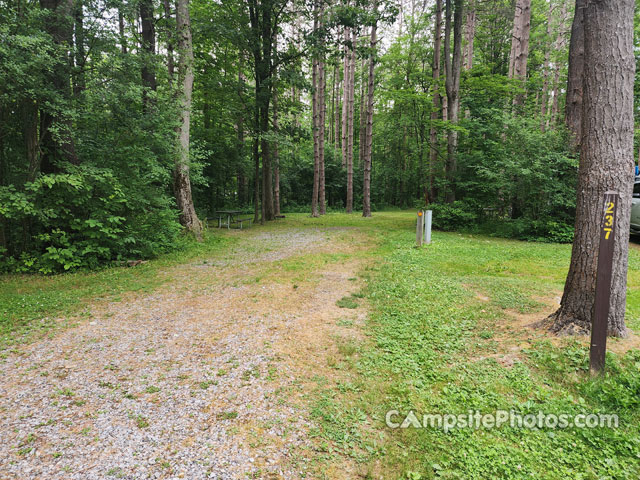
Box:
xmin=0 ymin=227 xmax=371 ymax=479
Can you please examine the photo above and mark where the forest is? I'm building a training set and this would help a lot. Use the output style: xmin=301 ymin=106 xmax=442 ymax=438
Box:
xmin=1 ymin=0 xmax=618 ymax=273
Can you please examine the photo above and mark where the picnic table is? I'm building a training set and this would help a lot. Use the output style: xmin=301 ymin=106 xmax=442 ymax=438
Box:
xmin=209 ymin=210 xmax=253 ymax=229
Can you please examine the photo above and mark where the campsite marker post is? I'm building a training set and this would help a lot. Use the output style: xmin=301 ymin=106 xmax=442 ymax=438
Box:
xmin=424 ymin=210 xmax=432 ymax=244
xmin=589 ymin=191 xmax=619 ymax=375
xmin=416 ymin=211 xmax=424 ymax=246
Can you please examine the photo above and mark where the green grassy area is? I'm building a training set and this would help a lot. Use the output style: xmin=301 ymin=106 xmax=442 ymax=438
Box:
xmin=307 ymin=212 xmax=640 ymax=479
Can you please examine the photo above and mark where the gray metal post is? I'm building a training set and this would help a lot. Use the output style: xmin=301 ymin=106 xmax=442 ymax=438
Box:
xmin=424 ymin=210 xmax=432 ymax=244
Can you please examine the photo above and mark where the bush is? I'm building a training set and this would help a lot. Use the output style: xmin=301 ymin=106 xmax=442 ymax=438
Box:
xmin=0 ymin=165 xmax=180 ymax=273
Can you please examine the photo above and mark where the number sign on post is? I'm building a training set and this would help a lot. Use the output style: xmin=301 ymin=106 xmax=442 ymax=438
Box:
xmin=589 ymin=191 xmax=619 ymax=375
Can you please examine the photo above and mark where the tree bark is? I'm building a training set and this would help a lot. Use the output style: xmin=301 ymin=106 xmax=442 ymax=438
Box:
xmin=346 ymin=31 xmax=356 ymax=213
xmin=463 ymin=0 xmax=476 ymax=70
xmin=428 ymin=0 xmax=443 ymax=204
xmin=565 ymin=0 xmax=584 ymax=150
xmin=444 ymin=0 xmax=463 ymax=204
xmin=545 ymin=0 xmax=634 ymax=337
xmin=362 ymin=3 xmax=377 ymax=218
xmin=73 ymin=0 xmax=85 ymax=96
xmin=311 ymin=4 xmax=320 ymax=218
xmin=118 ymin=10 xmax=127 ymax=54
xmin=174 ymin=0 xmax=202 ymax=239
xmin=540 ymin=1 xmax=552 ymax=132
xmin=341 ymin=27 xmax=350 ymax=169
xmin=163 ymin=0 xmax=175 ymax=84
xmin=140 ymin=0 xmax=157 ymax=110
xmin=318 ymin=26 xmax=326 ymax=215
xmin=508 ymin=0 xmax=531 ymax=105
xmin=273 ymin=81 xmax=280 ymax=216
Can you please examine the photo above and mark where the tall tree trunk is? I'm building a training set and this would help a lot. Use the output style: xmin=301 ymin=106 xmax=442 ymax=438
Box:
xmin=463 ymin=0 xmax=475 ymax=70
xmin=565 ymin=0 xmax=584 ymax=150
xmin=140 ymin=0 xmax=157 ymax=110
xmin=163 ymin=0 xmax=175 ymax=84
xmin=236 ymin=70 xmax=246 ymax=205
xmin=73 ymin=0 xmax=85 ymax=96
xmin=444 ymin=0 xmax=463 ymax=204
xmin=363 ymin=4 xmax=377 ymax=218
xmin=253 ymin=136 xmax=260 ymax=223
xmin=359 ymin=52 xmax=366 ymax=167
xmin=540 ymin=1 xmax=552 ymax=132
xmin=318 ymin=27 xmax=326 ymax=215
xmin=428 ymin=0 xmax=442 ymax=204
xmin=118 ymin=10 xmax=127 ymax=54
xmin=273 ymin=82 xmax=280 ymax=216
xmin=334 ymin=60 xmax=341 ymax=149
xmin=174 ymin=0 xmax=202 ymax=239
xmin=39 ymin=0 xmax=78 ymax=173
xmin=545 ymin=0 xmax=634 ymax=337
xmin=341 ymin=27 xmax=350 ymax=168
xmin=24 ymin=102 xmax=39 ymax=181
xmin=508 ymin=0 xmax=531 ymax=104
xmin=346 ymin=31 xmax=356 ymax=213
xmin=311 ymin=7 xmax=320 ymax=218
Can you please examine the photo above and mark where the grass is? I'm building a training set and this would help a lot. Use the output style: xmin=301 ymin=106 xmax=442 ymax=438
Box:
xmin=3 ymin=211 xmax=640 ymax=478
xmin=304 ymin=213 xmax=640 ymax=479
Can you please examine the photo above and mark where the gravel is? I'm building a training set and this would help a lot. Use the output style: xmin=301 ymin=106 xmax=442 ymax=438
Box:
xmin=0 ymin=229 xmax=346 ymax=480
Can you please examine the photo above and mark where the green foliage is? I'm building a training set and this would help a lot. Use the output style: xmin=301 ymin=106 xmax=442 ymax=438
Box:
xmin=0 ymin=166 xmax=180 ymax=273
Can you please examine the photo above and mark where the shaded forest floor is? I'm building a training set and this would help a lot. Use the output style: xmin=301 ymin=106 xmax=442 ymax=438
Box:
xmin=2 ymin=212 xmax=640 ymax=479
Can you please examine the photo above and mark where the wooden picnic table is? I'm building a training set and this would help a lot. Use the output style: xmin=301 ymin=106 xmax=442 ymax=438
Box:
xmin=211 ymin=210 xmax=253 ymax=229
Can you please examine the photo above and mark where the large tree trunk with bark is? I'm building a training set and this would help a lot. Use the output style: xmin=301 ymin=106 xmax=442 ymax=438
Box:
xmin=318 ymin=33 xmax=326 ymax=215
xmin=428 ymin=0 xmax=442 ymax=204
xmin=463 ymin=0 xmax=475 ymax=70
xmin=508 ymin=0 xmax=531 ymax=105
xmin=565 ymin=0 xmax=585 ymax=150
xmin=346 ymin=32 xmax=356 ymax=213
xmin=362 ymin=4 xmax=377 ymax=218
xmin=444 ymin=0 xmax=463 ymax=204
xmin=273 ymin=84 xmax=280 ymax=217
xmin=540 ymin=1 xmax=552 ymax=132
xmin=174 ymin=0 xmax=202 ymax=239
xmin=140 ymin=0 xmax=156 ymax=110
xmin=311 ymin=6 xmax=320 ymax=218
xmin=545 ymin=0 xmax=634 ymax=337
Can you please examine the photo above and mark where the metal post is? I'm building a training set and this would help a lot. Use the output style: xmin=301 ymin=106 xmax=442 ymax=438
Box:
xmin=416 ymin=211 xmax=424 ymax=246
xmin=424 ymin=210 xmax=432 ymax=244
xmin=589 ymin=191 xmax=619 ymax=375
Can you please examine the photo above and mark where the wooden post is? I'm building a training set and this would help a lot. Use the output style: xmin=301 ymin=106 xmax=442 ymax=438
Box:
xmin=589 ymin=191 xmax=619 ymax=375
xmin=416 ymin=211 xmax=424 ymax=246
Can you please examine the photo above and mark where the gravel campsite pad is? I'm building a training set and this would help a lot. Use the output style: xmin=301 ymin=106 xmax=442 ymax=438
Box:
xmin=0 ymin=227 xmax=373 ymax=479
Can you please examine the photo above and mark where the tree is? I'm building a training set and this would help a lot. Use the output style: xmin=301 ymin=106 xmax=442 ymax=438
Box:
xmin=508 ymin=0 xmax=531 ymax=105
xmin=140 ymin=0 xmax=157 ymax=109
xmin=443 ymin=0 xmax=463 ymax=203
xmin=362 ymin=1 xmax=377 ymax=218
xmin=175 ymin=0 xmax=202 ymax=239
xmin=428 ymin=0 xmax=443 ymax=203
xmin=565 ymin=0 xmax=584 ymax=150
xmin=545 ymin=0 xmax=634 ymax=337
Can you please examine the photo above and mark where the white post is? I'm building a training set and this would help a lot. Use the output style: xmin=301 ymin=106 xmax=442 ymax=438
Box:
xmin=424 ymin=210 xmax=432 ymax=244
